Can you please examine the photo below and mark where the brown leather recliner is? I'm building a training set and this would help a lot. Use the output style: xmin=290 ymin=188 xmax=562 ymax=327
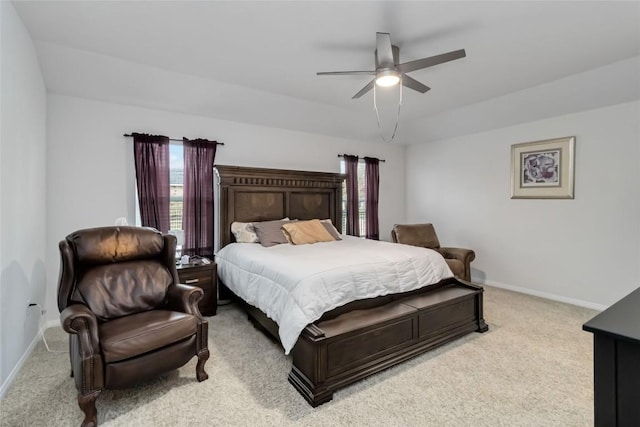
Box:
xmin=391 ymin=223 xmax=475 ymax=282
xmin=58 ymin=226 xmax=209 ymax=427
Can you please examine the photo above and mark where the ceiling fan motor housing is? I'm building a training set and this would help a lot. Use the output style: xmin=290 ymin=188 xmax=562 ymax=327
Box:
xmin=316 ymin=32 xmax=465 ymax=98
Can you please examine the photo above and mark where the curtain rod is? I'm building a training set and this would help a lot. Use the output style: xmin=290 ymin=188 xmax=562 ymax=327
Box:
xmin=337 ymin=154 xmax=385 ymax=163
xmin=123 ymin=133 xmax=225 ymax=146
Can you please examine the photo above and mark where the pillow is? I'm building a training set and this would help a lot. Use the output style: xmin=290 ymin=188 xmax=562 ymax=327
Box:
xmin=281 ymin=219 xmax=337 ymax=245
xmin=231 ymin=222 xmax=259 ymax=243
xmin=320 ymin=219 xmax=342 ymax=240
xmin=253 ymin=219 xmax=294 ymax=247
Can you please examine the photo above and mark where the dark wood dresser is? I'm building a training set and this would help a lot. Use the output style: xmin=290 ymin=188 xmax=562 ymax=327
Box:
xmin=583 ymin=287 xmax=640 ymax=426
xmin=176 ymin=261 xmax=217 ymax=316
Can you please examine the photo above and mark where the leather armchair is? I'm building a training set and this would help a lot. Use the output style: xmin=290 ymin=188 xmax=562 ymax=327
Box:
xmin=57 ymin=226 xmax=209 ymax=427
xmin=391 ymin=223 xmax=475 ymax=282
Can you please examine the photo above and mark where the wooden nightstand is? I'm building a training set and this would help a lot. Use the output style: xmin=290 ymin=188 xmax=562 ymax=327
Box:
xmin=176 ymin=260 xmax=217 ymax=316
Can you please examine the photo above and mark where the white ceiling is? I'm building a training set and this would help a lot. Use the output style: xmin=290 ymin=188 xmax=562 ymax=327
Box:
xmin=13 ymin=1 xmax=640 ymax=144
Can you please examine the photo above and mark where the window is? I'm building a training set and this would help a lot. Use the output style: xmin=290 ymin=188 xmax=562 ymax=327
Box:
xmin=169 ymin=143 xmax=184 ymax=231
xmin=340 ymin=159 xmax=366 ymax=237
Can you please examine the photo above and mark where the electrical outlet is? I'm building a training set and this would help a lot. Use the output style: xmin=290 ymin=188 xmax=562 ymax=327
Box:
xmin=27 ymin=302 xmax=46 ymax=316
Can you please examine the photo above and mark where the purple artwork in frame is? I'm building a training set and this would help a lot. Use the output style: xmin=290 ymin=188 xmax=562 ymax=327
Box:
xmin=521 ymin=149 xmax=561 ymax=187
xmin=511 ymin=136 xmax=575 ymax=199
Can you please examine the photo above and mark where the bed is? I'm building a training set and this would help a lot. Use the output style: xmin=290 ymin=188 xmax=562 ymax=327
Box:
xmin=214 ymin=165 xmax=488 ymax=406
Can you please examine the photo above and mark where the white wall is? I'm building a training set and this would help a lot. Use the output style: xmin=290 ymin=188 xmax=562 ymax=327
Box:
xmin=0 ymin=2 xmax=47 ymax=397
xmin=45 ymin=94 xmax=406 ymax=323
xmin=406 ymin=101 xmax=640 ymax=309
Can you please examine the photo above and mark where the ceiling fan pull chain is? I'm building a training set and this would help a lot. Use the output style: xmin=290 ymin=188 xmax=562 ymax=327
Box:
xmin=389 ymin=81 xmax=403 ymax=142
xmin=373 ymin=79 xmax=403 ymax=143
xmin=373 ymin=83 xmax=381 ymax=128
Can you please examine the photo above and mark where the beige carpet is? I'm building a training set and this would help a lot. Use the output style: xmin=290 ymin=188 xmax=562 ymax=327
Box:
xmin=0 ymin=286 xmax=597 ymax=427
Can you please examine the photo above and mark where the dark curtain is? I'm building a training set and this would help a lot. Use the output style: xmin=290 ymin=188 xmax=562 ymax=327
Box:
xmin=344 ymin=154 xmax=360 ymax=237
xmin=133 ymin=133 xmax=170 ymax=233
xmin=364 ymin=157 xmax=380 ymax=240
xmin=183 ymin=138 xmax=217 ymax=257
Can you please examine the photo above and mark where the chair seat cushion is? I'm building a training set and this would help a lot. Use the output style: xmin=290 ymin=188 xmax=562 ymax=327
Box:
xmin=99 ymin=310 xmax=197 ymax=363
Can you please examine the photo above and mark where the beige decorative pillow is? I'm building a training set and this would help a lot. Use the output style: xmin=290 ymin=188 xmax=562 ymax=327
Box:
xmin=282 ymin=219 xmax=337 ymax=245
xmin=320 ymin=219 xmax=342 ymax=240
xmin=231 ymin=222 xmax=259 ymax=243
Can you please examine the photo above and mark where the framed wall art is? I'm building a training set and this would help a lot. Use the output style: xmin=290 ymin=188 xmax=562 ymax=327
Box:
xmin=511 ymin=136 xmax=575 ymax=199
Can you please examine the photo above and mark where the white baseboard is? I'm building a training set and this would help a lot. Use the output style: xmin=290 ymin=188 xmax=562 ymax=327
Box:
xmin=45 ymin=319 xmax=59 ymax=329
xmin=0 ymin=329 xmax=41 ymax=399
xmin=0 ymin=320 xmax=61 ymax=399
xmin=473 ymin=277 xmax=608 ymax=312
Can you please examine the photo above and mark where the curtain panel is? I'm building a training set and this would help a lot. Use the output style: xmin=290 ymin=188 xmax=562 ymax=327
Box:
xmin=364 ymin=157 xmax=380 ymax=240
xmin=183 ymin=138 xmax=217 ymax=257
xmin=133 ymin=133 xmax=170 ymax=233
xmin=343 ymin=154 xmax=360 ymax=237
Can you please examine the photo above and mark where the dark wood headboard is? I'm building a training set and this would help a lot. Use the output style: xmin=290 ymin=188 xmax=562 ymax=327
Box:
xmin=214 ymin=165 xmax=345 ymax=249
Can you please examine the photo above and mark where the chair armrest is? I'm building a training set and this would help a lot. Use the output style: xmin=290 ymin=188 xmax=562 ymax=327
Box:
xmin=60 ymin=304 xmax=100 ymax=355
xmin=166 ymin=284 xmax=204 ymax=318
xmin=439 ymin=247 xmax=476 ymax=264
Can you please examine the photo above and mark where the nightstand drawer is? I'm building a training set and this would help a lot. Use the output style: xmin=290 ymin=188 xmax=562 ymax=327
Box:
xmin=176 ymin=262 xmax=217 ymax=316
xmin=179 ymin=270 xmax=213 ymax=286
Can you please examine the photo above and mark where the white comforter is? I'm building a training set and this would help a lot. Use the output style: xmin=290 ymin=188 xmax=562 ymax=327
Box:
xmin=215 ymin=236 xmax=453 ymax=354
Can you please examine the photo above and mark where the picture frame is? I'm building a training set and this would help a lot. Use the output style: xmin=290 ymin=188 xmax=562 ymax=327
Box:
xmin=511 ymin=136 xmax=575 ymax=199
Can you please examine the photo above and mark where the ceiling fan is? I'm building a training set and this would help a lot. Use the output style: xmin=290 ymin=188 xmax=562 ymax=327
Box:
xmin=317 ymin=32 xmax=466 ymax=99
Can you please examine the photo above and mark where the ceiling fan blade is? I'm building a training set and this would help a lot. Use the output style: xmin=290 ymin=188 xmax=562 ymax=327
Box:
xmin=401 ymin=75 xmax=431 ymax=93
xmin=375 ymin=32 xmax=394 ymax=67
xmin=352 ymin=80 xmax=375 ymax=99
xmin=397 ymin=49 xmax=466 ymax=74
xmin=317 ymin=71 xmax=376 ymax=76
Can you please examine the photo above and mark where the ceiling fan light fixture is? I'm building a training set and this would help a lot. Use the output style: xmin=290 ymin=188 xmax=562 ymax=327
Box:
xmin=375 ymin=70 xmax=400 ymax=87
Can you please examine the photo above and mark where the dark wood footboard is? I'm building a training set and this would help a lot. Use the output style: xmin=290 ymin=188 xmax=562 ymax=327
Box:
xmin=224 ymin=277 xmax=487 ymax=406
xmin=288 ymin=278 xmax=487 ymax=406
